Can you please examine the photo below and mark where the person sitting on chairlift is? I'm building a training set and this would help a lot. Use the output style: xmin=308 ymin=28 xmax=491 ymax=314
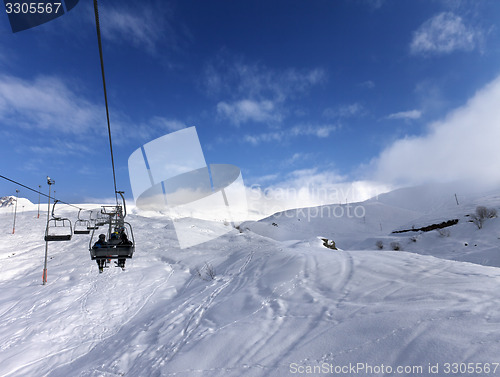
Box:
xmin=119 ymin=231 xmax=132 ymax=246
xmin=93 ymin=234 xmax=107 ymax=248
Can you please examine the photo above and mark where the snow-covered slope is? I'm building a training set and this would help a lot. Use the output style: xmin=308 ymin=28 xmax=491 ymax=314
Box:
xmin=245 ymin=183 xmax=500 ymax=267
xmin=240 ymin=200 xmax=421 ymax=249
xmin=1 ymin=186 xmax=500 ymax=377
xmin=0 ymin=196 xmax=36 ymax=212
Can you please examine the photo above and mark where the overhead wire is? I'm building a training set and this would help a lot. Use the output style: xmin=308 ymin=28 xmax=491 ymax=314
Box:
xmin=0 ymin=174 xmax=94 ymax=213
xmin=93 ymin=0 xmax=119 ymax=206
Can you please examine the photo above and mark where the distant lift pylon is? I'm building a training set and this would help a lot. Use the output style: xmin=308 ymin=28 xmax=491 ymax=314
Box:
xmin=89 ymin=191 xmax=135 ymax=273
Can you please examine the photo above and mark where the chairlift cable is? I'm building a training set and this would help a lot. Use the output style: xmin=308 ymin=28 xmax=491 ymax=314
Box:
xmin=93 ymin=0 xmax=119 ymax=206
xmin=88 ymin=1 xmax=136 ymax=272
xmin=0 ymin=174 xmax=90 ymax=213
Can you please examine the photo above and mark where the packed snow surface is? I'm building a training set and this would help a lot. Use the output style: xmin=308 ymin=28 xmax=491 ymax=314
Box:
xmin=1 ymin=185 xmax=500 ymax=377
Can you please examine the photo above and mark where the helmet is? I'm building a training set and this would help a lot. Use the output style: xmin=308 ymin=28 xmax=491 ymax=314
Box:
xmin=99 ymin=234 xmax=106 ymax=240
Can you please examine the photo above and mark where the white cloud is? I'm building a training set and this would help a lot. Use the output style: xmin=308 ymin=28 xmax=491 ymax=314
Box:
xmin=206 ymin=58 xmax=326 ymax=125
xmin=410 ymin=12 xmax=479 ymax=55
xmin=323 ymin=103 xmax=365 ymax=119
xmin=243 ymin=124 xmax=337 ymax=146
xmin=27 ymin=141 xmax=91 ymax=156
xmin=243 ymin=132 xmax=283 ymax=146
xmin=250 ymin=173 xmax=280 ymax=185
xmin=290 ymin=124 xmax=337 ymax=138
xmin=371 ymin=75 xmax=500 ymax=187
xmin=0 ymin=75 xmax=103 ymax=135
xmin=148 ymin=117 xmax=186 ymax=132
xmin=205 ymin=59 xmax=326 ymax=100
xmin=0 ymin=74 xmax=182 ymax=148
xmin=387 ymin=109 xmax=422 ymax=120
xmin=217 ymin=99 xmax=281 ymax=126
xmin=285 ymin=153 xmax=313 ymax=165
xmin=130 ymin=117 xmax=190 ymax=143
xmin=99 ymin=4 xmax=171 ymax=54
xmin=359 ymin=80 xmax=375 ymax=89
xmin=246 ymin=168 xmax=392 ymax=219
xmin=414 ymin=80 xmax=448 ymax=116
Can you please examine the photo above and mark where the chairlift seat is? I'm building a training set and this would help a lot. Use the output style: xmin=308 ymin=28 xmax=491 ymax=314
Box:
xmin=74 ymin=219 xmax=91 ymax=234
xmin=45 ymin=234 xmax=72 ymax=241
xmin=74 ymin=229 xmax=91 ymax=234
xmin=90 ymin=244 xmax=134 ymax=259
xmin=87 ymin=219 xmax=99 ymax=230
xmin=89 ymin=193 xmax=135 ymax=270
xmin=45 ymin=216 xmax=72 ymax=242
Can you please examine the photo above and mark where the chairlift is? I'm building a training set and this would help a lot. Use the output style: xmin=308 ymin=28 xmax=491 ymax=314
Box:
xmin=45 ymin=200 xmax=72 ymax=241
xmin=96 ymin=211 xmax=108 ymax=226
xmin=87 ymin=210 xmax=99 ymax=230
xmin=74 ymin=209 xmax=91 ymax=235
xmin=89 ymin=191 xmax=135 ymax=272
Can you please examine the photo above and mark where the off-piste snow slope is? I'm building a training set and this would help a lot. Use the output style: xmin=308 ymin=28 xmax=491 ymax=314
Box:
xmin=1 ymin=185 xmax=500 ymax=377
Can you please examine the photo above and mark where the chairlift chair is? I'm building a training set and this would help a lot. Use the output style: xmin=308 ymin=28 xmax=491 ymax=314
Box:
xmin=87 ymin=210 xmax=99 ymax=230
xmin=89 ymin=191 xmax=135 ymax=272
xmin=45 ymin=200 xmax=72 ymax=241
xmin=87 ymin=219 xmax=98 ymax=230
xmin=74 ymin=209 xmax=91 ymax=234
xmin=96 ymin=211 xmax=108 ymax=226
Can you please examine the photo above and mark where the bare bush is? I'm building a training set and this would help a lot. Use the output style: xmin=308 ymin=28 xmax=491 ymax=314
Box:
xmin=196 ymin=262 xmax=216 ymax=281
xmin=390 ymin=241 xmax=401 ymax=251
xmin=375 ymin=240 xmax=384 ymax=250
xmin=470 ymin=206 xmax=497 ymax=229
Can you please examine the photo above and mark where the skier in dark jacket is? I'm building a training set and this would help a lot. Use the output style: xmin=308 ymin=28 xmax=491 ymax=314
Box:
xmin=93 ymin=234 xmax=108 ymax=272
xmin=119 ymin=231 xmax=132 ymax=246
xmin=93 ymin=234 xmax=107 ymax=248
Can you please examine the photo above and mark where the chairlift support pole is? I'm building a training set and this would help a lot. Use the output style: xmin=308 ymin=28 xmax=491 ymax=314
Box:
xmin=37 ymin=185 xmax=41 ymax=218
xmin=117 ymin=191 xmax=127 ymax=218
xmin=43 ymin=177 xmax=54 ymax=285
xmin=12 ymin=189 xmax=19 ymax=234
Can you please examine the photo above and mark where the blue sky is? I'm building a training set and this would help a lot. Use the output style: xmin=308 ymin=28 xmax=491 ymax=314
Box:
xmin=1 ymin=0 xmax=500 ymax=209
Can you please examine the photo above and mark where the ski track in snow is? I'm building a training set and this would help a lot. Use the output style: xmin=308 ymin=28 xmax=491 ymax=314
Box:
xmin=2 ymin=187 xmax=500 ymax=377
xmin=45 ymin=268 xmax=175 ymax=377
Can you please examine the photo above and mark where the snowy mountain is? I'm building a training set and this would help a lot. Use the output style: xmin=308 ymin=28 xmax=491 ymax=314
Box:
xmin=1 ymin=184 xmax=500 ymax=377
xmin=0 ymin=196 xmax=36 ymax=211
xmin=0 ymin=196 xmax=16 ymax=208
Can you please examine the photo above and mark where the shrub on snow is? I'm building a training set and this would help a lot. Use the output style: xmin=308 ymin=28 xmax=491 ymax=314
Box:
xmin=470 ymin=206 xmax=497 ymax=229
